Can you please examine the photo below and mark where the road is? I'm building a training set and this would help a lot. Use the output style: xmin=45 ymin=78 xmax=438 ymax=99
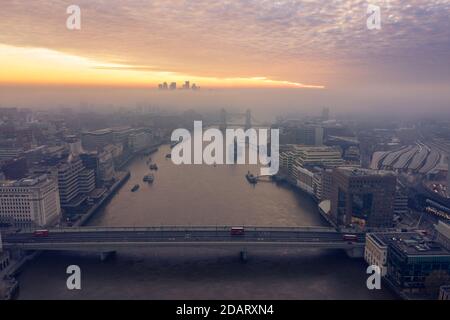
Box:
xmin=2 ymin=227 xmax=365 ymax=251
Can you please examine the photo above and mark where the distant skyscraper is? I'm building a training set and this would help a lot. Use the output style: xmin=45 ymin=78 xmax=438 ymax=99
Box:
xmin=183 ymin=81 xmax=190 ymax=90
xmin=170 ymin=82 xmax=177 ymax=90
xmin=322 ymin=107 xmax=330 ymax=121
xmin=163 ymin=82 xmax=168 ymax=90
xmin=295 ymin=125 xmax=324 ymax=146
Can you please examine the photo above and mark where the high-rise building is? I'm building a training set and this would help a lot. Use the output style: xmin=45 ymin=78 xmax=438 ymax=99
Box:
xmin=169 ymin=82 xmax=177 ymax=90
xmin=98 ymin=149 xmax=116 ymax=183
xmin=31 ymin=156 xmax=93 ymax=209
xmin=79 ymin=169 xmax=96 ymax=194
xmin=182 ymin=81 xmax=190 ymax=90
xmin=0 ymin=174 xmax=61 ymax=228
xmin=330 ymin=167 xmax=397 ymax=229
xmin=321 ymin=107 xmax=330 ymax=121
xmin=54 ymin=157 xmax=85 ymax=207
xmin=295 ymin=125 xmax=324 ymax=146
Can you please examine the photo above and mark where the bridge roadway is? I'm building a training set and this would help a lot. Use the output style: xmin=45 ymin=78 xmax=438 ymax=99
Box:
xmin=2 ymin=226 xmax=365 ymax=251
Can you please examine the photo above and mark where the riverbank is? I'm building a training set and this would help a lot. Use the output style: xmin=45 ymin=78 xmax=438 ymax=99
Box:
xmin=0 ymin=145 xmax=162 ymax=300
xmin=75 ymin=171 xmax=130 ymax=227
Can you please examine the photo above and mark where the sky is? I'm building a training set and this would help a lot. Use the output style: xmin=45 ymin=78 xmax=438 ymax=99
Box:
xmin=0 ymin=0 xmax=449 ymax=114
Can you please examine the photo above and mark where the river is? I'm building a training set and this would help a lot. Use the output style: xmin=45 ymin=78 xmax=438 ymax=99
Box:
xmin=16 ymin=145 xmax=395 ymax=299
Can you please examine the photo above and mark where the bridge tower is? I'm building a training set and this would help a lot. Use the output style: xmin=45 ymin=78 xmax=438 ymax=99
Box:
xmin=245 ymin=109 xmax=252 ymax=130
xmin=220 ymin=108 xmax=227 ymax=131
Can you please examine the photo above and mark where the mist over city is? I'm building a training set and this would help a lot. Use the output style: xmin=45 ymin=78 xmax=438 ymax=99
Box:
xmin=0 ymin=0 xmax=449 ymax=308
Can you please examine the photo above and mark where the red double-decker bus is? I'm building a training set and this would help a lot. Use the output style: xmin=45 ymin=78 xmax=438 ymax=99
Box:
xmin=230 ymin=227 xmax=245 ymax=236
xmin=343 ymin=234 xmax=358 ymax=242
xmin=33 ymin=229 xmax=49 ymax=237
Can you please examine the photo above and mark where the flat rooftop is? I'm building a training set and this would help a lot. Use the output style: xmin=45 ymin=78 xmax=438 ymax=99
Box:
xmin=373 ymin=231 xmax=450 ymax=256
xmin=337 ymin=166 xmax=395 ymax=177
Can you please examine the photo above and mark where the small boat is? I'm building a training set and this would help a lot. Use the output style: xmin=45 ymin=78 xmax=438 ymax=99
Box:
xmin=143 ymin=173 xmax=154 ymax=183
xmin=246 ymin=171 xmax=258 ymax=184
xmin=149 ymin=164 xmax=158 ymax=171
xmin=165 ymin=153 xmax=172 ymax=159
xmin=131 ymin=184 xmax=140 ymax=192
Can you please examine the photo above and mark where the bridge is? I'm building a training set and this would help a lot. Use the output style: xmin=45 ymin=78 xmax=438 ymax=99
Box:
xmin=217 ymin=109 xmax=268 ymax=131
xmin=1 ymin=226 xmax=365 ymax=255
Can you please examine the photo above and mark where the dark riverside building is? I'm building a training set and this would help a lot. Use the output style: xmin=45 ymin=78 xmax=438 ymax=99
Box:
xmin=331 ymin=167 xmax=397 ymax=229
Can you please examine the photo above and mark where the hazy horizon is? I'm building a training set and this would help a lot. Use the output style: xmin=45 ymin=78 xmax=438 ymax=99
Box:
xmin=1 ymin=0 xmax=449 ymax=118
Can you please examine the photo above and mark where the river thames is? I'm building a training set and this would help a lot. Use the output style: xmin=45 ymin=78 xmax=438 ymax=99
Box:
xmin=16 ymin=145 xmax=395 ymax=299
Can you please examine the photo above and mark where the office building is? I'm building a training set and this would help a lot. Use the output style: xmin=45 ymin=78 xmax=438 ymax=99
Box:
xmin=79 ymin=169 xmax=95 ymax=194
xmin=54 ymin=157 xmax=85 ymax=207
xmin=296 ymin=125 xmax=324 ymax=146
xmin=0 ymin=175 xmax=61 ymax=228
xmin=280 ymin=146 xmax=343 ymax=173
xmin=98 ymin=150 xmax=115 ymax=183
xmin=394 ymin=188 xmax=409 ymax=215
xmin=366 ymin=230 xmax=450 ymax=295
xmin=81 ymin=129 xmax=113 ymax=151
xmin=293 ymin=146 xmax=344 ymax=167
xmin=0 ymin=147 xmax=23 ymax=161
xmin=128 ymin=132 xmax=151 ymax=153
xmin=365 ymin=233 xmax=391 ymax=276
xmin=385 ymin=232 xmax=450 ymax=295
xmin=330 ymin=167 xmax=397 ymax=229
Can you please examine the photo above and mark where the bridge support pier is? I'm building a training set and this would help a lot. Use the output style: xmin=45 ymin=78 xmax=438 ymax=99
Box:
xmin=9 ymin=249 xmax=27 ymax=261
xmin=345 ymin=247 xmax=364 ymax=258
xmin=239 ymin=250 xmax=248 ymax=263
xmin=99 ymin=251 xmax=116 ymax=262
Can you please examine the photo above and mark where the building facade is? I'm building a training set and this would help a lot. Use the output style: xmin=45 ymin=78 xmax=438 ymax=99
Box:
xmin=81 ymin=129 xmax=113 ymax=151
xmin=0 ymin=175 xmax=61 ymax=227
xmin=330 ymin=167 xmax=397 ymax=229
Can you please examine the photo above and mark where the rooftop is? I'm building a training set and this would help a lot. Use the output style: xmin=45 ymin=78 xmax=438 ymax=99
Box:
xmin=0 ymin=174 xmax=51 ymax=187
xmin=373 ymin=231 xmax=450 ymax=256
xmin=82 ymin=129 xmax=113 ymax=136
xmin=337 ymin=167 xmax=395 ymax=178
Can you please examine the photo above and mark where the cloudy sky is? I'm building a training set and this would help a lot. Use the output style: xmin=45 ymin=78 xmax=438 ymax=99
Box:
xmin=0 ymin=0 xmax=449 ymax=113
